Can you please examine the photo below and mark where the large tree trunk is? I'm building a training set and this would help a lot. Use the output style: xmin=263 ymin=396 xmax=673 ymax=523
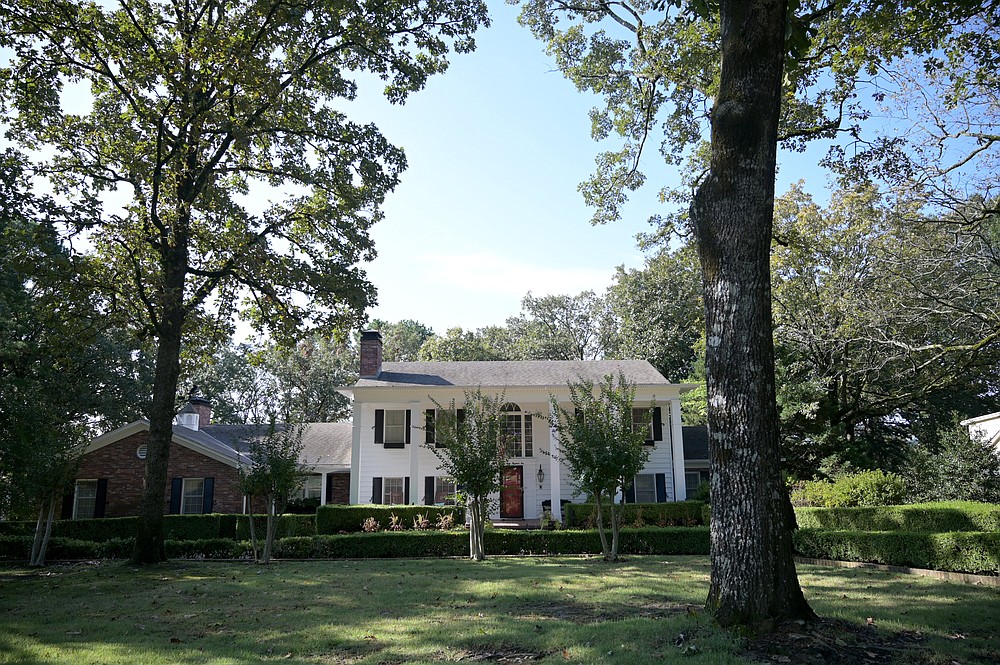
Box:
xmin=690 ymin=0 xmax=815 ymax=631
xmin=132 ymin=264 xmax=187 ymax=564
xmin=29 ymin=503 xmax=45 ymax=566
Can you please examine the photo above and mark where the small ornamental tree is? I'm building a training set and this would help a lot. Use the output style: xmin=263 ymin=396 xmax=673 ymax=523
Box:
xmin=425 ymin=390 xmax=510 ymax=561
xmin=549 ymin=372 xmax=651 ymax=561
xmin=239 ymin=421 xmax=306 ymax=564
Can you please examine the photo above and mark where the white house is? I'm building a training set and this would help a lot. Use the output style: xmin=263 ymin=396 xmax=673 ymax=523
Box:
xmin=338 ymin=331 xmax=697 ymax=523
xmin=961 ymin=412 xmax=1000 ymax=450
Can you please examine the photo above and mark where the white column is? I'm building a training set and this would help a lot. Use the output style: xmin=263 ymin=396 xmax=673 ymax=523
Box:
xmin=349 ymin=403 xmax=362 ymax=504
xmin=670 ymin=398 xmax=687 ymax=501
xmin=409 ymin=403 xmax=421 ymax=505
xmin=320 ymin=471 xmax=329 ymax=506
xmin=548 ymin=402 xmax=563 ymax=523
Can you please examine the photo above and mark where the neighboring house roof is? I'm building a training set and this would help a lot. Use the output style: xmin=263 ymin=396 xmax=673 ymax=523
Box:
xmin=960 ymin=412 xmax=1000 ymax=426
xmin=86 ymin=420 xmax=353 ymax=471
xmin=85 ymin=420 xmax=250 ymax=468
xmin=682 ymin=426 xmax=709 ymax=462
xmin=203 ymin=422 xmax=352 ymax=469
xmin=352 ymin=359 xmax=679 ymax=389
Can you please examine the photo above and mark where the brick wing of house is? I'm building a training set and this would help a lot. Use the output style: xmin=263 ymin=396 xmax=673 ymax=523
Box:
xmin=338 ymin=331 xmax=699 ymax=524
xmin=67 ymin=398 xmax=351 ymax=520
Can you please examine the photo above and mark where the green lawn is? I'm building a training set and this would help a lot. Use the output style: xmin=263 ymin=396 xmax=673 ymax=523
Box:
xmin=1 ymin=556 xmax=997 ymax=664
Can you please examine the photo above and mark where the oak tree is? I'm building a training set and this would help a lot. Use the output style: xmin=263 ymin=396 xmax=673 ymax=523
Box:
xmin=0 ymin=0 xmax=489 ymax=562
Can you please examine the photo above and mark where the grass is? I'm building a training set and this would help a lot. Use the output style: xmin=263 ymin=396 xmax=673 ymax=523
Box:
xmin=0 ymin=556 xmax=997 ymax=664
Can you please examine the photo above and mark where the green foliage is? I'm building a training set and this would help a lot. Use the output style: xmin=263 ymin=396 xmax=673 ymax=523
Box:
xmin=795 ymin=502 xmax=1000 ymax=533
xmin=315 ymin=505 xmax=465 ymax=534
xmin=417 ymin=327 xmax=510 ymax=361
xmin=794 ymin=529 xmax=1000 ymax=576
xmin=549 ymin=372 xmax=652 ymax=560
xmin=563 ymin=501 xmax=707 ymax=529
xmin=790 ymin=470 xmax=906 ymax=508
xmin=368 ymin=320 xmax=435 ymax=362
xmin=505 ymin=290 xmax=611 ymax=361
xmin=903 ymin=425 xmax=1000 ymax=504
xmin=235 ymin=514 xmax=315 ymax=540
xmin=425 ymin=389 xmax=511 ymax=560
xmin=604 ymin=247 xmax=703 ymax=383
xmin=0 ymin=514 xmax=239 ymax=542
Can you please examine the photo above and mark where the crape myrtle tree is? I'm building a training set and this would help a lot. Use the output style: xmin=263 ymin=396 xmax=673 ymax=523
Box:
xmin=514 ymin=0 xmax=991 ymax=631
xmin=424 ymin=390 xmax=510 ymax=561
xmin=0 ymin=0 xmax=489 ymax=563
xmin=238 ymin=420 xmax=306 ymax=564
xmin=548 ymin=372 xmax=651 ymax=562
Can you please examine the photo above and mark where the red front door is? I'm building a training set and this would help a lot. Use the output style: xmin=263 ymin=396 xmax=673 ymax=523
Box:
xmin=500 ymin=466 xmax=524 ymax=518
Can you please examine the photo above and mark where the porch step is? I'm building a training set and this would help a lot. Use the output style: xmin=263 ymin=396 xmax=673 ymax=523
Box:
xmin=491 ymin=519 xmax=541 ymax=530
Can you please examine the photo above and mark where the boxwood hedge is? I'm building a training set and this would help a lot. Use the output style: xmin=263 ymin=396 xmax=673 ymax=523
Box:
xmin=316 ymin=504 xmax=465 ymax=533
xmin=0 ymin=514 xmax=240 ymax=542
xmin=562 ymin=501 xmax=706 ymax=529
xmin=794 ymin=502 xmax=1000 ymax=533
xmin=234 ymin=514 xmax=316 ymax=540
xmin=794 ymin=528 xmax=1000 ymax=575
xmin=0 ymin=527 xmax=709 ymax=561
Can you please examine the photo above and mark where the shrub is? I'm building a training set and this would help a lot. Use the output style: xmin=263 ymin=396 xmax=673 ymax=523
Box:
xmin=903 ymin=425 xmax=1000 ymax=504
xmin=795 ymin=501 xmax=1000 ymax=532
xmin=790 ymin=470 xmax=906 ymax=508
xmin=562 ymin=501 xmax=706 ymax=529
xmin=235 ymin=514 xmax=315 ymax=540
xmin=316 ymin=504 xmax=465 ymax=533
xmin=361 ymin=517 xmax=379 ymax=532
xmin=412 ymin=513 xmax=431 ymax=530
xmin=284 ymin=497 xmax=321 ymax=514
xmin=435 ymin=512 xmax=455 ymax=530
xmin=0 ymin=514 xmax=239 ymax=542
xmin=794 ymin=529 xmax=1000 ymax=576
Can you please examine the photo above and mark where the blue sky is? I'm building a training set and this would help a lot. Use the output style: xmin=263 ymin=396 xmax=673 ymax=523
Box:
xmin=351 ymin=3 xmax=831 ymax=334
xmin=3 ymin=2 xmax=834 ymax=338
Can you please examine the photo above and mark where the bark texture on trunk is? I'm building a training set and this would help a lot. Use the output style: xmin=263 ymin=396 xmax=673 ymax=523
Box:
xmin=691 ymin=0 xmax=815 ymax=631
xmin=132 ymin=259 xmax=186 ymax=564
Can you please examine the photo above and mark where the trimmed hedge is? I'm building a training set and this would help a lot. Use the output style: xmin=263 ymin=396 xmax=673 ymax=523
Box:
xmin=0 ymin=535 xmax=250 ymax=561
xmin=0 ymin=514 xmax=239 ymax=542
xmin=274 ymin=527 xmax=710 ymax=559
xmin=316 ymin=504 xmax=465 ymax=534
xmin=794 ymin=529 xmax=1000 ymax=576
xmin=795 ymin=502 xmax=1000 ymax=533
xmin=235 ymin=514 xmax=316 ymax=540
xmin=562 ymin=501 xmax=706 ymax=529
xmin=0 ymin=527 xmax=710 ymax=561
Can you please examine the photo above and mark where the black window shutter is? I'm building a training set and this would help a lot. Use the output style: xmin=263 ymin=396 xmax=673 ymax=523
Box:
xmin=405 ymin=410 xmax=411 ymax=445
xmin=652 ymin=407 xmax=663 ymax=442
xmin=169 ymin=478 xmax=183 ymax=514
xmin=202 ymin=477 xmax=215 ymax=513
xmin=326 ymin=473 xmax=334 ymax=503
xmin=425 ymin=409 xmax=435 ymax=444
xmin=425 ymin=476 xmax=435 ymax=505
xmin=372 ymin=477 xmax=383 ymax=504
xmin=655 ymin=473 xmax=667 ymax=503
xmin=457 ymin=409 xmax=465 ymax=425
xmin=574 ymin=408 xmax=583 ymax=422
xmin=94 ymin=478 xmax=108 ymax=518
xmin=624 ymin=478 xmax=636 ymax=504
xmin=61 ymin=490 xmax=74 ymax=520
xmin=404 ymin=477 xmax=411 ymax=505
xmin=374 ymin=410 xmax=384 ymax=444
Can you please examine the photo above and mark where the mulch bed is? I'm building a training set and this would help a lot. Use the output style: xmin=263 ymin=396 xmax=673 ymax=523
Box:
xmin=742 ymin=618 xmax=929 ymax=665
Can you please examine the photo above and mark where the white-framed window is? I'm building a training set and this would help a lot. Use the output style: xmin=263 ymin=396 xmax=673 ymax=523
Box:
xmin=632 ymin=408 xmax=653 ymax=440
xmin=384 ymin=409 xmax=407 ymax=445
xmin=633 ymin=474 xmax=656 ymax=504
xmin=73 ymin=480 xmax=98 ymax=519
xmin=181 ymin=478 xmax=205 ymax=514
xmin=501 ymin=403 xmax=533 ymax=457
xmin=434 ymin=477 xmax=457 ymax=504
xmin=302 ymin=475 xmax=323 ymax=499
xmin=383 ymin=477 xmax=405 ymax=505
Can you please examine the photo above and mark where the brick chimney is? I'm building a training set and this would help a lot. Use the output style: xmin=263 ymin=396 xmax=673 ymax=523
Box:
xmin=360 ymin=330 xmax=383 ymax=378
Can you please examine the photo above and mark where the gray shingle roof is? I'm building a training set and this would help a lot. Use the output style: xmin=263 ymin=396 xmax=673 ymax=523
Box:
xmin=202 ymin=422 xmax=352 ymax=467
xmin=354 ymin=360 xmax=669 ymax=388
